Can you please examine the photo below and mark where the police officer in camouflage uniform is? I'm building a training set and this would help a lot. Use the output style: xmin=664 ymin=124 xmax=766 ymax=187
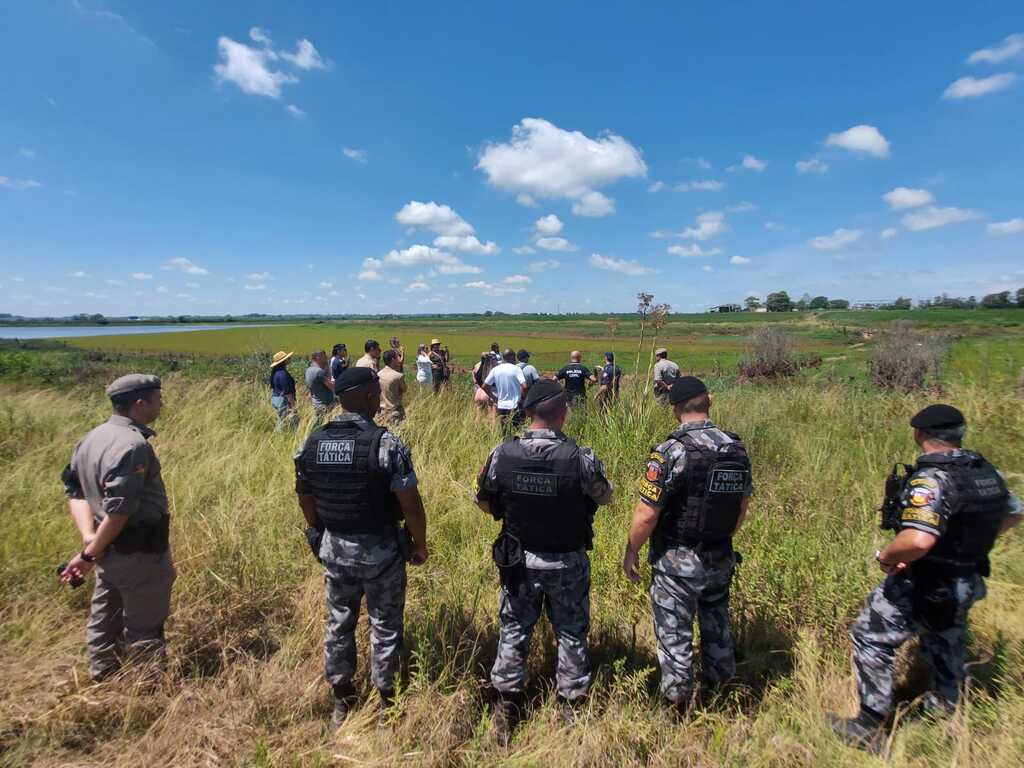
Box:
xmin=623 ymin=376 xmax=753 ymax=714
xmin=829 ymin=404 xmax=1022 ymax=751
xmin=60 ymin=374 xmax=176 ymax=681
xmin=475 ymin=379 xmax=614 ymax=743
xmin=294 ymin=367 xmax=429 ymax=729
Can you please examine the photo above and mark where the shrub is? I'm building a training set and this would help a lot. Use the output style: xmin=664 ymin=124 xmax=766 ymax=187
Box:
xmin=737 ymin=327 xmax=799 ymax=380
xmin=869 ymin=321 xmax=946 ymax=391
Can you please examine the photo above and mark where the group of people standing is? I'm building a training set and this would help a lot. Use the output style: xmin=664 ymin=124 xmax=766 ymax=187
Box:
xmin=57 ymin=361 xmax=1022 ymax=755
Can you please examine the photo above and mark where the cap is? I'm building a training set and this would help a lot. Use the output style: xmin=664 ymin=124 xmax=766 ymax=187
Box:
xmin=271 ymin=350 xmax=294 ymax=368
xmin=335 ymin=366 xmax=378 ymax=392
xmin=910 ymin=404 xmax=965 ymax=430
xmin=655 ymin=347 xmax=668 ymax=357
xmin=517 ymin=348 xmax=530 ymax=361
xmin=668 ymin=375 xmax=708 ymax=405
xmin=523 ymin=379 xmax=565 ymax=411
xmin=106 ymin=374 xmax=162 ymax=399
xmin=431 ymin=338 xmax=441 ymax=346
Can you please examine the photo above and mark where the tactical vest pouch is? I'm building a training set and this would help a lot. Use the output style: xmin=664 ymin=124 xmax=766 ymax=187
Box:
xmin=492 ymin=531 xmax=527 ymax=597
xmin=664 ymin=434 xmax=750 ymax=546
xmin=910 ymin=562 xmax=963 ymax=632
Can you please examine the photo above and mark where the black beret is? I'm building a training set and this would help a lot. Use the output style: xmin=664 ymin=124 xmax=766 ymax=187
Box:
xmin=335 ymin=366 xmax=378 ymax=392
xmin=523 ymin=379 xmax=565 ymax=410
xmin=669 ymin=376 xmax=708 ymax=405
xmin=910 ymin=404 xmax=965 ymax=430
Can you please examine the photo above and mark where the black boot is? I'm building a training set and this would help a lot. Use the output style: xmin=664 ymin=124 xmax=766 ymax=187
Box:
xmin=377 ymin=688 xmax=396 ymax=728
xmin=330 ymin=683 xmax=357 ymax=730
xmin=558 ymin=696 xmax=584 ymax=727
xmin=827 ymin=709 xmax=884 ymax=753
xmin=493 ymin=691 xmax=521 ymax=747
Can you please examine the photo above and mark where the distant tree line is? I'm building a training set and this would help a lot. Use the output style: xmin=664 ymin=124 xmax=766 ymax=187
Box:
xmin=739 ymin=287 xmax=1024 ymax=313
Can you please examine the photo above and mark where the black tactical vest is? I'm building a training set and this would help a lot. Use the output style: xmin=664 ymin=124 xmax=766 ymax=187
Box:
xmin=916 ymin=451 xmax=1008 ymax=565
xmin=656 ymin=429 xmax=751 ymax=547
xmin=298 ymin=419 xmax=399 ymax=534
xmin=495 ymin=437 xmax=593 ymax=552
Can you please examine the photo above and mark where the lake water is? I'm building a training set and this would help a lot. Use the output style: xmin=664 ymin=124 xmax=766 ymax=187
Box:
xmin=0 ymin=324 xmax=286 ymax=340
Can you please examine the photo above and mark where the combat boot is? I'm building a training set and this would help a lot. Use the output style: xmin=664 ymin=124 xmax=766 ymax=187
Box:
xmin=558 ymin=696 xmax=584 ymax=727
xmin=377 ymin=688 xmax=396 ymax=728
xmin=493 ymin=691 xmax=521 ymax=747
xmin=330 ymin=683 xmax=357 ymax=730
xmin=827 ymin=709 xmax=884 ymax=753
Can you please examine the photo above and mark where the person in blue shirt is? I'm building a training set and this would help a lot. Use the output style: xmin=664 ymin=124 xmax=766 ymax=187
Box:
xmin=270 ymin=350 xmax=298 ymax=431
xmin=517 ymin=349 xmax=540 ymax=390
xmin=329 ymin=344 xmax=349 ymax=384
xmin=595 ymin=352 xmax=623 ymax=407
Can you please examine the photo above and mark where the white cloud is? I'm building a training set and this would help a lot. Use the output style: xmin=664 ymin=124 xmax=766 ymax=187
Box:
xmin=0 ymin=177 xmax=43 ymax=190
xmin=67 ymin=270 xmax=89 ymax=278
xmin=988 ymin=218 xmax=1024 ymax=236
xmin=825 ymin=124 xmax=891 ymax=158
xmin=943 ymin=73 xmax=1017 ymax=100
xmin=680 ymin=211 xmax=726 ymax=241
xmin=358 ymin=269 xmax=383 ymax=282
xmin=727 ymin=202 xmax=758 ymax=213
xmin=18 ymin=148 xmax=35 ymax=159
xmin=674 ymin=180 xmax=724 ymax=192
xmin=648 ymin=181 xmax=667 ymax=193
xmin=527 ymin=260 xmax=561 ymax=272
xmin=967 ymin=34 xmax=1024 ymax=65
xmin=132 ymin=272 xmax=153 ymax=280
xmin=796 ymin=158 xmax=829 ymax=174
xmin=185 ymin=281 xmax=200 ymax=289
xmin=163 ymin=257 xmax=208 ymax=275
xmin=810 ymin=228 xmax=863 ymax=251
xmin=245 ymin=271 xmax=271 ymax=281
xmin=516 ymin=193 xmax=538 ymax=207
xmin=901 ymin=206 xmax=981 ymax=231
xmin=462 ymin=280 xmax=526 ymax=297
xmin=880 ymin=227 xmax=899 ymax=240
xmin=730 ymin=255 xmax=751 ymax=265
xmin=882 ymin=187 xmax=934 ymax=210
xmin=436 ymin=262 xmax=482 ymax=275
xmin=477 ymin=117 xmax=646 ymax=215
xmin=741 ymin=154 xmax=767 ymax=171
xmin=571 ymin=190 xmax=615 ymax=218
xmin=343 ymin=147 xmax=368 ymax=163
xmin=535 ymin=237 xmax=578 ymax=252
xmin=395 ymin=200 xmax=474 ymax=236
xmin=589 ymin=253 xmax=656 ymax=276
xmin=433 ymin=234 xmax=500 ymax=255
xmin=764 ymin=221 xmax=784 ymax=231
xmin=243 ymin=283 xmax=266 ymax=291
xmin=156 ymin=286 xmax=169 ymax=294
xmin=702 ymin=265 xmax=713 ymax=273
xmin=513 ymin=245 xmax=536 ymax=255
xmin=286 ymin=104 xmax=305 ymax=119
xmin=502 ymin=275 xmax=531 ymax=284
xmin=214 ymin=36 xmax=297 ymax=98
xmin=319 ymin=281 xmax=334 ymax=288
xmin=249 ymin=27 xmax=272 ymax=45
xmin=105 ymin=278 xmax=125 ymax=287
xmin=372 ymin=244 xmax=482 ymax=275
xmin=534 ymin=214 xmax=564 ymax=236
xmin=280 ymin=39 xmax=326 ymax=70
xmin=405 ymin=281 xmax=430 ymax=293
xmin=71 ymin=0 xmax=155 ymax=47
xmin=668 ymin=244 xmax=722 ymax=258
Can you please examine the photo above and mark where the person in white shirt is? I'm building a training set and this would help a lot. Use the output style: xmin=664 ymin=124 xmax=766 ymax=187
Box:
xmin=484 ymin=349 xmax=527 ymax=430
xmin=415 ymin=344 xmax=433 ymax=388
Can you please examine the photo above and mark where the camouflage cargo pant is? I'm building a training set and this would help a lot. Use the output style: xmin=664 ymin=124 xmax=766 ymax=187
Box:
xmin=850 ymin=573 xmax=985 ymax=717
xmin=650 ymin=545 xmax=736 ymax=704
xmin=87 ymin=548 xmax=176 ymax=680
xmin=491 ymin=556 xmax=592 ymax=701
xmin=324 ymin=554 xmax=407 ymax=692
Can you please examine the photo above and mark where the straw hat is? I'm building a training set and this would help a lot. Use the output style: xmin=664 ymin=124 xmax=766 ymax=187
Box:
xmin=270 ymin=350 xmax=294 ymax=368
xmin=430 ymin=338 xmax=442 ymax=345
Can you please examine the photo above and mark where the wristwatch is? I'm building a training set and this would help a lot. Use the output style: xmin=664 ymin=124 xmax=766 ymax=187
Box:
xmin=80 ymin=550 xmax=97 ymax=563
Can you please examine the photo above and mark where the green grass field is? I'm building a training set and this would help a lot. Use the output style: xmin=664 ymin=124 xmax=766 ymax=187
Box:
xmin=1 ymin=315 xmax=1022 ymax=767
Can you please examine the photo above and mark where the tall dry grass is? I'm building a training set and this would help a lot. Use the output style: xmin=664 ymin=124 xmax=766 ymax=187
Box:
xmin=0 ymin=372 xmax=1022 ymax=767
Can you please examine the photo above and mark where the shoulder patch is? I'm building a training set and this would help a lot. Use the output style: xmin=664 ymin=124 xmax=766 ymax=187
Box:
xmin=638 ymin=477 xmax=663 ymax=503
xmin=909 ymin=476 xmax=939 ymax=490
xmin=908 ymin=486 xmax=937 ymax=508
xmin=902 ymin=507 xmax=940 ymax=527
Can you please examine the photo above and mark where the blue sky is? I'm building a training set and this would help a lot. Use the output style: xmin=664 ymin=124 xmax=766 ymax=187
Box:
xmin=2 ymin=1 xmax=1023 ymax=316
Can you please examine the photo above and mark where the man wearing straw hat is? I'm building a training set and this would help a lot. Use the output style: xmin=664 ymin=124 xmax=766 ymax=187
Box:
xmin=429 ymin=338 xmax=449 ymax=393
xmin=270 ymin=350 xmax=298 ymax=431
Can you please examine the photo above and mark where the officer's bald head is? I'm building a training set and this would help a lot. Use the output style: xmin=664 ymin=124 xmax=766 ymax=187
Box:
xmin=570 ymin=350 xmax=581 ymax=362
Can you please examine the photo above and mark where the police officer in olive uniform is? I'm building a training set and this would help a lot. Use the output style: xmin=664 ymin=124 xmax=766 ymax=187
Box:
xmin=294 ymin=367 xmax=429 ymax=729
xmin=60 ymin=374 xmax=176 ymax=681
xmin=475 ymin=380 xmax=614 ymax=743
xmin=623 ymin=376 xmax=753 ymax=714
xmin=829 ymin=404 xmax=1022 ymax=751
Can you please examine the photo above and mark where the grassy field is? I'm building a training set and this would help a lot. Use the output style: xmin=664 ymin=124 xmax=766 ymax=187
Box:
xmin=1 ymin=318 xmax=1023 ymax=767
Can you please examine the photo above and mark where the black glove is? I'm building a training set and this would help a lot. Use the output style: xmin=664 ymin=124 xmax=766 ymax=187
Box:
xmin=304 ymin=526 xmax=324 ymax=562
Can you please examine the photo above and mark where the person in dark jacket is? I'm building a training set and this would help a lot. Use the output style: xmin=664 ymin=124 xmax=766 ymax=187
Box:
xmin=270 ymin=350 xmax=298 ymax=430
